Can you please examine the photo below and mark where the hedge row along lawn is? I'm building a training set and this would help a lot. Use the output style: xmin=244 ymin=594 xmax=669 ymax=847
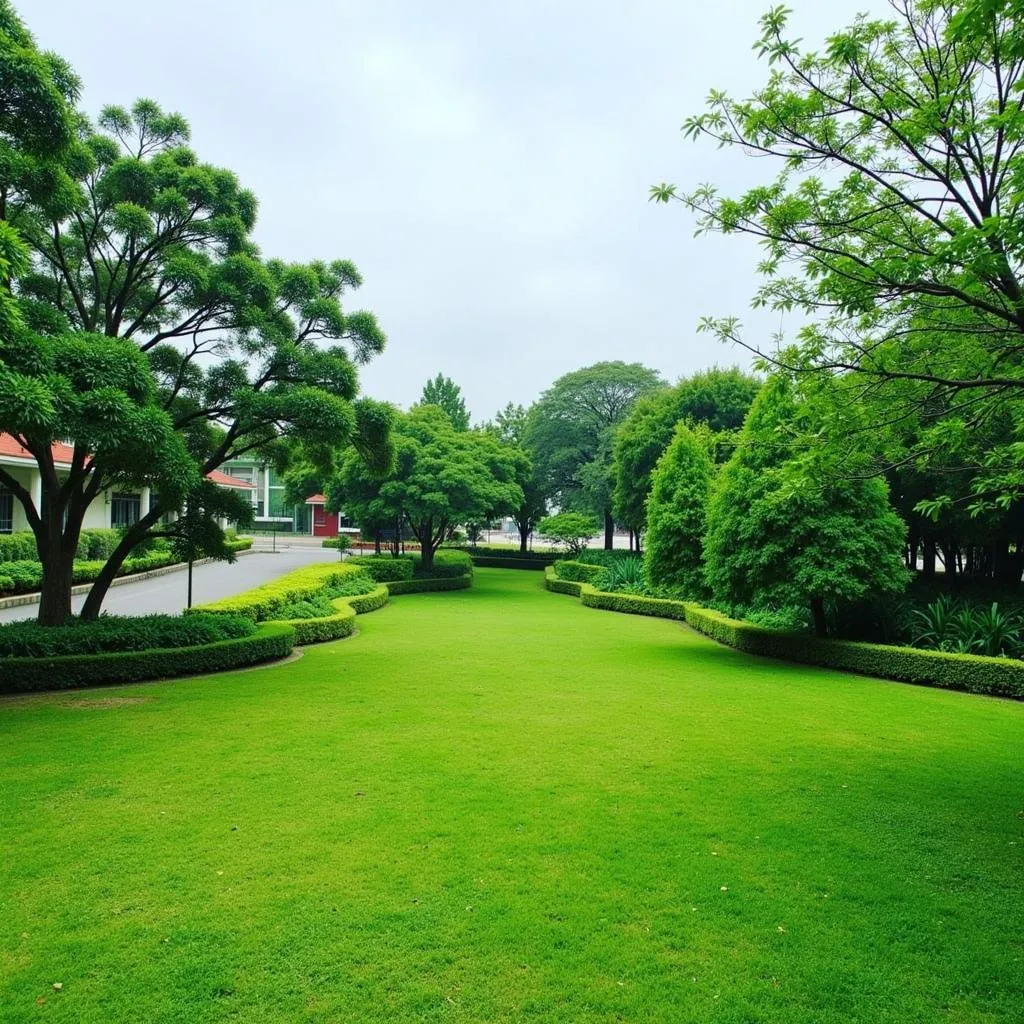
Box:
xmin=2 ymin=569 xmax=1022 ymax=1022
xmin=546 ymin=563 xmax=1024 ymax=699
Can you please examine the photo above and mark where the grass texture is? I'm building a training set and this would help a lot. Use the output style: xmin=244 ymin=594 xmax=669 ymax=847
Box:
xmin=1 ymin=568 xmax=1022 ymax=1022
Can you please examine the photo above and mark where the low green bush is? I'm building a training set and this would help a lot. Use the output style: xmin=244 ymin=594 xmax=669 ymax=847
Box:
xmin=191 ymin=563 xmax=371 ymax=621
xmin=0 ymin=613 xmax=255 ymax=658
xmin=409 ymin=550 xmax=473 ymax=578
xmin=387 ymin=576 xmax=473 ymax=595
xmin=266 ymin=585 xmax=392 ymax=645
xmin=348 ymin=555 xmax=415 ymax=582
xmin=0 ymin=532 xmax=38 ymax=562
xmin=0 ymin=622 xmax=295 ymax=694
xmin=553 ymin=560 xmax=605 ymax=584
xmin=470 ymin=556 xmax=550 ymax=570
xmin=544 ymin=569 xmax=1024 ymax=700
xmin=76 ymin=529 xmax=123 ymax=561
xmin=225 ymin=537 xmax=253 ymax=553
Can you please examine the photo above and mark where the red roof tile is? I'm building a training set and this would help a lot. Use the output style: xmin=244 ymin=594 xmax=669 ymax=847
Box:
xmin=0 ymin=435 xmax=76 ymax=466
xmin=206 ymin=469 xmax=255 ymax=489
xmin=305 ymin=493 xmax=327 ymax=505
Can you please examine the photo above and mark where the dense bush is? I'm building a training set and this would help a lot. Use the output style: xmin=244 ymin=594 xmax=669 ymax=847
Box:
xmin=387 ymin=576 xmax=472 ymax=595
xmin=348 ymin=555 xmax=415 ymax=582
xmin=468 ymin=556 xmax=551 ymax=570
xmin=0 ymin=622 xmax=295 ymax=694
xmin=0 ymin=613 xmax=255 ymax=658
xmin=0 ymin=532 xmax=38 ymax=562
xmin=574 ymin=550 xmax=638 ymax=568
xmin=321 ymin=536 xmax=353 ymax=551
xmin=553 ymin=560 xmax=605 ymax=584
xmin=408 ymin=549 xmax=473 ymax=578
xmin=599 ymin=556 xmax=647 ymax=594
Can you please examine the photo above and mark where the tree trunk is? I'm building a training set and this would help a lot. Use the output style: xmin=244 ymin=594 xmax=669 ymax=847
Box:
xmin=419 ymin=518 xmax=435 ymax=572
xmin=518 ymin=521 xmax=529 ymax=553
xmin=922 ymin=538 xmax=936 ymax=578
xmin=374 ymin=530 xmax=381 ymax=556
xmin=80 ymin=509 xmax=161 ymax=620
xmin=37 ymin=543 xmax=75 ymax=625
xmin=810 ymin=596 xmax=828 ymax=638
xmin=604 ymin=510 xmax=614 ymax=550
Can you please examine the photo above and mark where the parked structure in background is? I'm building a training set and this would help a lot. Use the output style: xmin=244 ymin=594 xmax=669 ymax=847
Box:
xmin=218 ymin=456 xmax=359 ymax=537
xmin=0 ymin=436 xmax=254 ymax=533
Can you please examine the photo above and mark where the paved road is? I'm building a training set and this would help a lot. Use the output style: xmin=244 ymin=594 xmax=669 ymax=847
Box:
xmin=0 ymin=548 xmax=342 ymax=623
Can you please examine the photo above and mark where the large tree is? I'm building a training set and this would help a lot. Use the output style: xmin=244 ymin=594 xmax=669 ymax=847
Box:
xmin=1 ymin=80 xmax=389 ymax=623
xmin=612 ymin=367 xmax=760 ymax=537
xmin=420 ymin=373 xmax=470 ymax=431
xmin=482 ymin=401 xmax=548 ymax=552
xmin=526 ymin=361 xmax=663 ymax=549
xmin=652 ymin=0 xmax=1024 ymax=508
xmin=331 ymin=406 xmax=523 ymax=571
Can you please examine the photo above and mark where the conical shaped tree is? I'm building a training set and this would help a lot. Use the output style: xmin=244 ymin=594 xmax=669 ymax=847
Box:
xmin=703 ymin=377 xmax=907 ymax=636
xmin=643 ymin=422 xmax=713 ymax=597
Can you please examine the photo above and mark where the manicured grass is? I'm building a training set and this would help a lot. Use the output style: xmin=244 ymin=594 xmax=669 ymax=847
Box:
xmin=1 ymin=568 xmax=1023 ymax=1023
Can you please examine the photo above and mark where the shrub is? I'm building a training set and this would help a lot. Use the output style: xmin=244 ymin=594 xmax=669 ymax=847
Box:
xmin=0 ymin=532 xmax=38 ymax=562
xmin=408 ymin=549 xmax=473 ymax=578
xmin=575 ymin=550 xmax=638 ymax=568
xmin=553 ymin=560 xmax=605 ymax=584
xmin=537 ymin=512 xmax=599 ymax=556
xmin=348 ymin=555 xmax=415 ymax=582
xmin=274 ymin=594 xmax=337 ymax=621
xmin=191 ymin=563 xmax=373 ymax=621
xmin=469 ymin=556 xmax=550 ymax=570
xmin=387 ymin=576 xmax=472 ymax=595
xmin=0 ymin=613 xmax=255 ymax=658
xmin=599 ymin=556 xmax=646 ymax=594
xmin=0 ymin=622 xmax=295 ymax=694
xmin=321 ymin=535 xmax=353 ymax=551
xmin=76 ymin=528 xmax=123 ymax=561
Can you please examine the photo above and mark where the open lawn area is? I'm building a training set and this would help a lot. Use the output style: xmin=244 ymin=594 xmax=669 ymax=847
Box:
xmin=2 ymin=567 xmax=1023 ymax=1023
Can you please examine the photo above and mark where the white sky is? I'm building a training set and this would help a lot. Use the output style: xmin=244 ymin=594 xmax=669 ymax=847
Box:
xmin=27 ymin=0 xmax=884 ymax=422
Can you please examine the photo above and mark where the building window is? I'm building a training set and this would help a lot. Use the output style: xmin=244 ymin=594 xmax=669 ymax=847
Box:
xmin=0 ymin=487 xmax=12 ymax=534
xmin=110 ymin=492 xmax=140 ymax=529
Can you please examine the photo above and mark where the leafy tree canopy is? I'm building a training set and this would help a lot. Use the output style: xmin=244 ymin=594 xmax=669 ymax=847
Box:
xmin=331 ymin=406 xmax=523 ymax=570
xmin=526 ymin=361 xmax=663 ymax=546
xmin=613 ymin=367 xmax=759 ymax=533
xmin=653 ymin=0 xmax=1024 ymax=507
xmin=420 ymin=373 xmax=470 ymax=431
xmin=537 ymin=512 xmax=599 ymax=556
xmin=704 ymin=377 xmax=908 ymax=635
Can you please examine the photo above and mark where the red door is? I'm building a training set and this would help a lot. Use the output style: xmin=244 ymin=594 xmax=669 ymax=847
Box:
xmin=312 ymin=505 xmax=339 ymax=537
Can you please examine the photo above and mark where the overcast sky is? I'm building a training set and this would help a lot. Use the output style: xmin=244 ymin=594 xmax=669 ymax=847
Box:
xmin=30 ymin=0 xmax=881 ymax=421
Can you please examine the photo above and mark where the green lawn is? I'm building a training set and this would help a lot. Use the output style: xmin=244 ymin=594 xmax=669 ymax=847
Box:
xmin=2 ymin=569 xmax=1023 ymax=1023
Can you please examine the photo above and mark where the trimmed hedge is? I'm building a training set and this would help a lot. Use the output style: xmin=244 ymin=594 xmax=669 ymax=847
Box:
xmin=264 ymin=585 xmax=390 ymax=646
xmin=470 ymin=556 xmax=551 ymax=570
xmin=348 ymin=555 xmax=415 ymax=582
xmin=387 ymin=576 xmax=473 ymax=595
xmin=0 ymin=622 xmax=295 ymax=694
xmin=192 ymin=563 xmax=372 ymax=621
xmin=0 ymin=613 xmax=255 ymax=658
xmin=409 ymin=550 xmax=473 ymax=578
xmin=0 ymin=532 xmax=38 ymax=562
xmin=543 ymin=568 xmax=1024 ymax=700
xmin=553 ymin=560 xmax=606 ymax=584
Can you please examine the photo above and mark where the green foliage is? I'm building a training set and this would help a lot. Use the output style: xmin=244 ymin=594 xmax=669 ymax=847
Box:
xmin=545 ymin=568 xmax=1024 ymax=699
xmin=265 ymin=588 xmax=390 ymax=646
xmin=347 ymin=555 xmax=414 ymax=582
xmin=419 ymin=373 xmax=470 ymax=431
xmin=332 ymin=406 xmax=522 ymax=569
xmin=703 ymin=378 xmax=908 ymax=634
xmin=386 ymin=576 xmax=472 ymax=595
xmin=0 ymin=621 xmax=294 ymax=694
xmin=911 ymin=596 xmax=1024 ymax=658
xmin=527 ymin=362 xmax=663 ymax=532
xmin=643 ymin=421 xmax=714 ymax=597
xmin=273 ymin=594 xmax=338 ymax=621
xmin=0 ymin=611 xmax=253 ymax=658
xmin=0 ymin=549 xmax=188 ymax=594
xmin=613 ymin=368 xmax=759 ymax=533
xmin=191 ymin=562 xmax=372 ymax=621
xmin=656 ymin=0 xmax=1024 ymax=509
xmin=407 ymin=549 xmax=473 ymax=578
xmin=537 ymin=512 xmax=598 ymax=555
xmin=598 ymin=556 xmax=646 ymax=594
xmin=0 ymin=531 xmax=36 ymax=561
xmin=552 ymin=559 xmax=605 ymax=584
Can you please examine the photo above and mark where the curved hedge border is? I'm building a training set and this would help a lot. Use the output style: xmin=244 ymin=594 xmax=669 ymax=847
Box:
xmin=387 ymin=576 xmax=473 ymax=595
xmin=0 ymin=622 xmax=296 ymax=695
xmin=469 ymin=556 xmax=551 ymax=571
xmin=545 ymin=567 xmax=1024 ymax=700
xmin=264 ymin=585 xmax=390 ymax=645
